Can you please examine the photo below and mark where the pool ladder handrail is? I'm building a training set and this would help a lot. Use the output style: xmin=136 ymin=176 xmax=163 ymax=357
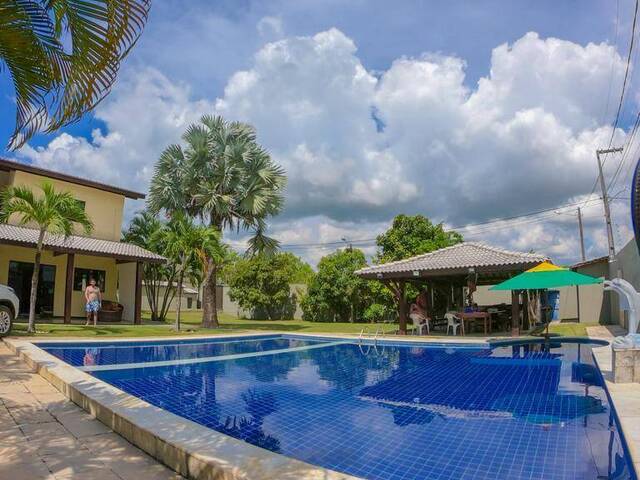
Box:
xmin=358 ymin=326 xmax=386 ymax=356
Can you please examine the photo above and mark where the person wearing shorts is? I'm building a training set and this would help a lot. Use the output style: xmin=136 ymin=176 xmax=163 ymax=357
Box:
xmin=84 ymin=278 xmax=102 ymax=326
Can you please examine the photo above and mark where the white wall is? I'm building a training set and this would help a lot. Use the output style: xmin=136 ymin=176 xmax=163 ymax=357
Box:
xmin=117 ymin=263 xmax=137 ymax=322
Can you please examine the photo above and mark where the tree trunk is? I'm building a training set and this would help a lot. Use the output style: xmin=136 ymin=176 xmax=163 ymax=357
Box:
xmin=28 ymin=231 xmax=45 ymax=333
xmin=175 ymin=269 xmax=184 ymax=331
xmin=202 ymin=262 xmax=219 ymax=328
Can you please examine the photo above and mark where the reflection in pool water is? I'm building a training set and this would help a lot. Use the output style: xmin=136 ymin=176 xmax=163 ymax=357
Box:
xmin=84 ymin=338 xmax=631 ymax=480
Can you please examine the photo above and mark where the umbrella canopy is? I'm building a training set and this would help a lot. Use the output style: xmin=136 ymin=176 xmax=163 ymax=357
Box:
xmin=489 ymin=261 xmax=603 ymax=291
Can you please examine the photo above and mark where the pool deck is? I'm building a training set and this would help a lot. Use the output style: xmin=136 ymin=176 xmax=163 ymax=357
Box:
xmin=0 ymin=342 xmax=184 ymax=480
xmin=588 ymin=325 xmax=640 ymax=477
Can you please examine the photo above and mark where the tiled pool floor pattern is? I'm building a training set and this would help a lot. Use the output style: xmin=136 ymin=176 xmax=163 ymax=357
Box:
xmin=61 ymin=338 xmax=635 ymax=480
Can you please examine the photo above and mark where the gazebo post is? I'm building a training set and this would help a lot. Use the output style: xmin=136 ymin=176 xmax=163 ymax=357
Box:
xmin=397 ymin=280 xmax=408 ymax=335
xmin=511 ymin=289 xmax=520 ymax=336
xmin=522 ymin=292 xmax=529 ymax=330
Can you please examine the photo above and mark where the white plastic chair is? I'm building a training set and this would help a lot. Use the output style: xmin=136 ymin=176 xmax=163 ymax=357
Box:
xmin=444 ymin=313 xmax=461 ymax=336
xmin=409 ymin=313 xmax=429 ymax=335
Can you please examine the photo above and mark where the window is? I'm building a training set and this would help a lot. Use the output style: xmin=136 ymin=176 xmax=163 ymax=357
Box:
xmin=187 ymin=297 xmax=193 ymax=309
xmin=73 ymin=268 xmax=106 ymax=291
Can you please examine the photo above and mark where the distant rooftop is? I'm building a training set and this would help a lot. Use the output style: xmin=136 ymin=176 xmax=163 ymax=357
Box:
xmin=0 ymin=158 xmax=145 ymax=200
xmin=571 ymin=256 xmax=608 ymax=270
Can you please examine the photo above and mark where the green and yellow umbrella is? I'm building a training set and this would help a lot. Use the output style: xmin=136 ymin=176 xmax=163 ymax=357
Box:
xmin=490 ymin=261 xmax=603 ymax=291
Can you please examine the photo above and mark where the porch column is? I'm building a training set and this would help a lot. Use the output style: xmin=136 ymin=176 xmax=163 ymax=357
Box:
xmin=511 ymin=289 xmax=520 ymax=337
xmin=134 ymin=261 xmax=143 ymax=325
xmin=522 ymin=291 xmax=530 ymax=330
xmin=64 ymin=253 xmax=75 ymax=324
xmin=398 ymin=280 xmax=407 ymax=335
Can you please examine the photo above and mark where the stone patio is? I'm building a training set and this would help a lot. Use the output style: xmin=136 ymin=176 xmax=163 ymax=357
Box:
xmin=0 ymin=343 xmax=184 ymax=480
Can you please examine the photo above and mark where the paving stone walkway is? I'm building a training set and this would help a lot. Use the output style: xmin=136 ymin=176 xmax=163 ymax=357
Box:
xmin=0 ymin=343 xmax=184 ymax=480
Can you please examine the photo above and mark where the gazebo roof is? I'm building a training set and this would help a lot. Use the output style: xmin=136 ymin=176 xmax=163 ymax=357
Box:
xmin=355 ymin=242 xmax=548 ymax=281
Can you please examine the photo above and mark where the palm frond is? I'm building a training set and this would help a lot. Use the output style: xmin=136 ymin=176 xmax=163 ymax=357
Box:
xmin=1 ymin=0 xmax=151 ymax=149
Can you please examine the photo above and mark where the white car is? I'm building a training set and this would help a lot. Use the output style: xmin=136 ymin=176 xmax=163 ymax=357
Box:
xmin=0 ymin=284 xmax=18 ymax=337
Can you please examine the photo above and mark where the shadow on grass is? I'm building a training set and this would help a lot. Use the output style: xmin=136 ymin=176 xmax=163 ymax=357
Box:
xmin=218 ymin=322 xmax=308 ymax=332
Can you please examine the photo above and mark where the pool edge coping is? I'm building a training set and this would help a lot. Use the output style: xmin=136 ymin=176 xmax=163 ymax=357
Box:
xmin=591 ymin=340 xmax=640 ymax=478
xmin=2 ymin=335 xmax=363 ymax=480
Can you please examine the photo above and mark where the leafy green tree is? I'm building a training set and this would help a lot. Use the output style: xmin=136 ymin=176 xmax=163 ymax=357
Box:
xmin=287 ymin=254 xmax=314 ymax=285
xmin=373 ymin=214 xmax=463 ymax=334
xmin=0 ymin=182 xmax=92 ymax=332
xmin=159 ymin=213 xmax=222 ymax=330
xmin=1 ymin=0 xmax=150 ymax=148
xmin=301 ymin=249 xmax=371 ymax=322
xmin=122 ymin=210 xmax=178 ymax=322
xmin=227 ymin=252 xmax=311 ymax=319
xmin=147 ymin=115 xmax=286 ymax=328
xmin=375 ymin=214 xmax=463 ymax=263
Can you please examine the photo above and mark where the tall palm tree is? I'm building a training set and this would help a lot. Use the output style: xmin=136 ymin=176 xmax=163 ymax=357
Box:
xmin=148 ymin=115 xmax=286 ymax=328
xmin=159 ymin=213 xmax=222 ymax=331
xmin=0 ymin=0 xmax=151 ymax=149
xmin=0 ymin=182 xmax=92 ymax=332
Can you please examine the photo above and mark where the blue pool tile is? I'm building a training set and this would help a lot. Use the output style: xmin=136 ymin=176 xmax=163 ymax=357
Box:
xmin=47 ymin=337 xmax=634 ymax=480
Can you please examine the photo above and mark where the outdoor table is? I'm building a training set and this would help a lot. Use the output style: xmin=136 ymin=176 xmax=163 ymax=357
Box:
xmin=457 ymin=311 xmax=492 ymax=335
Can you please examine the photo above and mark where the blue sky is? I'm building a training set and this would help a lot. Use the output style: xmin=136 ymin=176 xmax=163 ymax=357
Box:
xmin=1 ymin=0 xmax=637 ymax=265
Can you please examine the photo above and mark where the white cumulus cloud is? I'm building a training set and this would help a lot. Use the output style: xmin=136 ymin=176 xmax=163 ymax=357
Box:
xmin=15 ymin=28 xmax=634 ymax=265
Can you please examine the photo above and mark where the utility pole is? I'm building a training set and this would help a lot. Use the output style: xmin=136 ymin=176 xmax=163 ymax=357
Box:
xmin=574 ymin=206 xmax=586 ymax=323
xmin=341 ymin=237 xmax=352 ymax=252
xmin=596 ymin=147 xmax=623 ymax=261
xmin=577 ymin=207 xmax=586 ymax=262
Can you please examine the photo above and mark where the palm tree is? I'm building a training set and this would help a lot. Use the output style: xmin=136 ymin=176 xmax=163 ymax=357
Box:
xmin=148 ymin=115 xmax=286 ymax=328
xmin=0 ymin=182 xmax=92 ymax=332
xmin=0 ymin=0 xmax=151 ymax=149
xmin=122 ymin=210 xmax=177 ymax=322
xmin=159 ymin=213 xmax=222 ymax=331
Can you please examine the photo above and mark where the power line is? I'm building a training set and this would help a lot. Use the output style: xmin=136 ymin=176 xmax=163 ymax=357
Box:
xmin=602 ymin=0 xmax=622 ymax=124
xmin=582 ymin=0 xmax=639 ymax=209
xmin=609 ymin=0 xmax=639 ymax=146
xmin=274 ymin=197 xmax=605 ymax=251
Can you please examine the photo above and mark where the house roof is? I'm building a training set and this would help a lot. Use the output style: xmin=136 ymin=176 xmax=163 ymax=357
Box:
xmin=570 ymin=256 xmax=608 ymax=270
xmin=355 ymin=242 xmax=549 ymax=281
xmin=0 ymin=223 xmax=165 ymax=263
xmin=0 ymin=158 xmax=145 ymax=200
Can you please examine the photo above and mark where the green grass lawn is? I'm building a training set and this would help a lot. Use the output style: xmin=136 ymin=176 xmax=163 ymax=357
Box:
xmin=9 ymin=311 xmax=400 ymax=337
xmin=8 ymin=310 xmax=594 ymax=338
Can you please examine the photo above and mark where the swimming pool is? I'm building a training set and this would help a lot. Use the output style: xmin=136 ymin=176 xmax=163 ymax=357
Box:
xmin=40 ymin=335 xmax=634 ymax=480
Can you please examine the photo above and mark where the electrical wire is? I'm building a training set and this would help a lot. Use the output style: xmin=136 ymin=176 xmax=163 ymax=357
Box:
xmin=582 ymin=0 xmax=638 ymax=209
xmin=272 ymin=198 xmax=605 ymax=251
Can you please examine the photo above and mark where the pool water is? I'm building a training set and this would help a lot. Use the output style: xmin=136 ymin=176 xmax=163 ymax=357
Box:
xmin=42 ymin=336 xmax=634 ymax=480
xmin=38 ymin=334 xmax=326 ymax=367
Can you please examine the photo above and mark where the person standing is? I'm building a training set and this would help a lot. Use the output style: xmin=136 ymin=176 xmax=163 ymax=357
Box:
xmin=84 ymin=278 xmax=102 ymax=326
